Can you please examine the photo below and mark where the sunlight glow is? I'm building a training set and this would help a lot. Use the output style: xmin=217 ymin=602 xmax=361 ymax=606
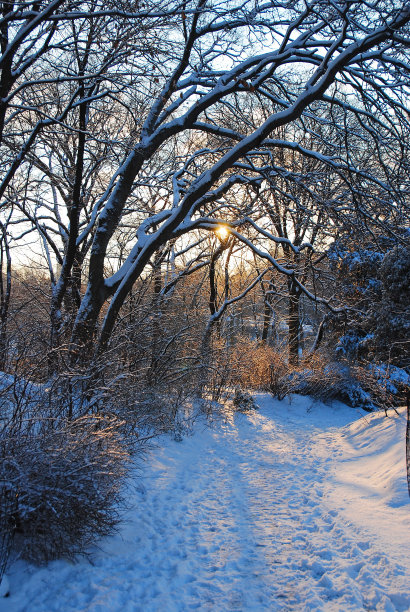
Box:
xmin=215 ymin=225 xmax=230 ymax=241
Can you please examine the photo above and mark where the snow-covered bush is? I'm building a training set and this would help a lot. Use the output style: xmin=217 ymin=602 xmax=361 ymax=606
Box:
xmin=269 ymin=354 xmax=407 ymax=411
xmin=0 ymin=482 xmax=16 ymax=586
xmin=366 ymin=246 xmax=410 ymax=368
xmin=233 ymin=389 xmax=257 ymax=412
xmin=327 ymin=239 xmax=409 ymax=368
xmin=335 ymin=330 xmax=374 ymax=360
xmin=272 ymin=360 xmax=366 ymax=406
xmin=367 ymin=363 xmax=410 ymax=395
xmin=100 ymin=364 xmax=197 ymax=438
xmin=1 ymin=412 xmax=129 ymax=563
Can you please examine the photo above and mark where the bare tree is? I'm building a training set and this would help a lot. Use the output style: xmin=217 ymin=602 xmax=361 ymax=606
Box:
xmin=1 ymin=1 xmax=409 ymax=366
xmin=0 ymin=0 xmax=180 ymax=354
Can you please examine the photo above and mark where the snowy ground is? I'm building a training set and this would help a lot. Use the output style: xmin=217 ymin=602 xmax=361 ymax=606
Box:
xmin=2 ymin=395 xmax=409 ymax=612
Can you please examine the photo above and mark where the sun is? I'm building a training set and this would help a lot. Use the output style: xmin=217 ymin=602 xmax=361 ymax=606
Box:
xmin=215 ymin=225 xmax=230 ymax=242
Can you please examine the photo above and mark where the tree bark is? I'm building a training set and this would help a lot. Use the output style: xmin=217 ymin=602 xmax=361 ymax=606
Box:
xmin=0 ymin=223 xmax=11 ymax=370
xmin=288 ymin=276 xmax=301 ymax=366
xmin=406 ymin=390 xmax=410 ymax=498
xmin=147 ymin=251 xmax=166 ymax=385
xmin=50 ymin=87 xmax=88 ymax=362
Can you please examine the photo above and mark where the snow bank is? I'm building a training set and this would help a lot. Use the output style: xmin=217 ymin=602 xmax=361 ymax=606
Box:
xmin=328 ymin=406 xmax=409 ymax=562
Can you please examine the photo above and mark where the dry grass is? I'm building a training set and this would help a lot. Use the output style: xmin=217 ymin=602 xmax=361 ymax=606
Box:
xmin=223 ymin=338 xmax=287 ymax=391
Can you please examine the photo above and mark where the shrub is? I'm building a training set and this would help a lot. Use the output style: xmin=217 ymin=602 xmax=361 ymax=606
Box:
xmin=273 ymin=353 xmax=408 ymax=411
xmin=1 ymin=412 xmax=129 ymax=564
xmin=232 ymin=388 xmax=258 ymax=411
xmin=226 ymin=339 xmax=287 ymax=391
xmin=284 ymin=361 xmax=374 ymax=408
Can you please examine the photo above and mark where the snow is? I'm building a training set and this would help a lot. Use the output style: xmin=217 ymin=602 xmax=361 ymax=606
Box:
xmin=2 ymin=395 xmax=409 ymax=611
xmin=0 ymin=577 xmax=9 ymax=598
xmin=328 ymin=407 xmax=410 ymax=554
xmin=368 ymin=364 xmax=410 ymax=394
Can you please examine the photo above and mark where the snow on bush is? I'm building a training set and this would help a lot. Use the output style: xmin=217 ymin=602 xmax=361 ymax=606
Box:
xmin=1 ymin=412 xmax=129 ymax=564
xmin=232 ymin=388 xmax=258 ymax=412
xmin=270 ymin=355 xmax=407 ymax=411
xmin=276 ymin=362 xmax=367 ymax=406
xmin=367 ymin=363 xmax=410 ymax=395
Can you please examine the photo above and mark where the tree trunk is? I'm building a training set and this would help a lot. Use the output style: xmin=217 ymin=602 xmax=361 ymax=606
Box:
xmin=199 ymin=320 xmax=215 ymax=398
xmin=147 ymin=253 xmax=165 ymax=385
xmin=69 ymin=282 xmax=107 ymax=365
xmin=288 ymin=277 xmax=300 ymax=366
xmin=0 ymin=224 xmax=11 ymax=370
xmin=406 ymin=390 xmax=410 ymax=498
xmin=262 ymin=294 xmax=273 ymax=342
xmin=50 ymin=89 xmax=87 ymax=367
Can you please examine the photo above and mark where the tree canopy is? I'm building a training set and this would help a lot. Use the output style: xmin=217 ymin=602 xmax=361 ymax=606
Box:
xmin=0 ymin=0 xmax=409 ymax=361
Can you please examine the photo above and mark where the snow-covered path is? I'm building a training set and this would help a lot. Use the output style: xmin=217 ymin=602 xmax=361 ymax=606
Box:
xmin=4 ymin=395 xmax=410 ymax=611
